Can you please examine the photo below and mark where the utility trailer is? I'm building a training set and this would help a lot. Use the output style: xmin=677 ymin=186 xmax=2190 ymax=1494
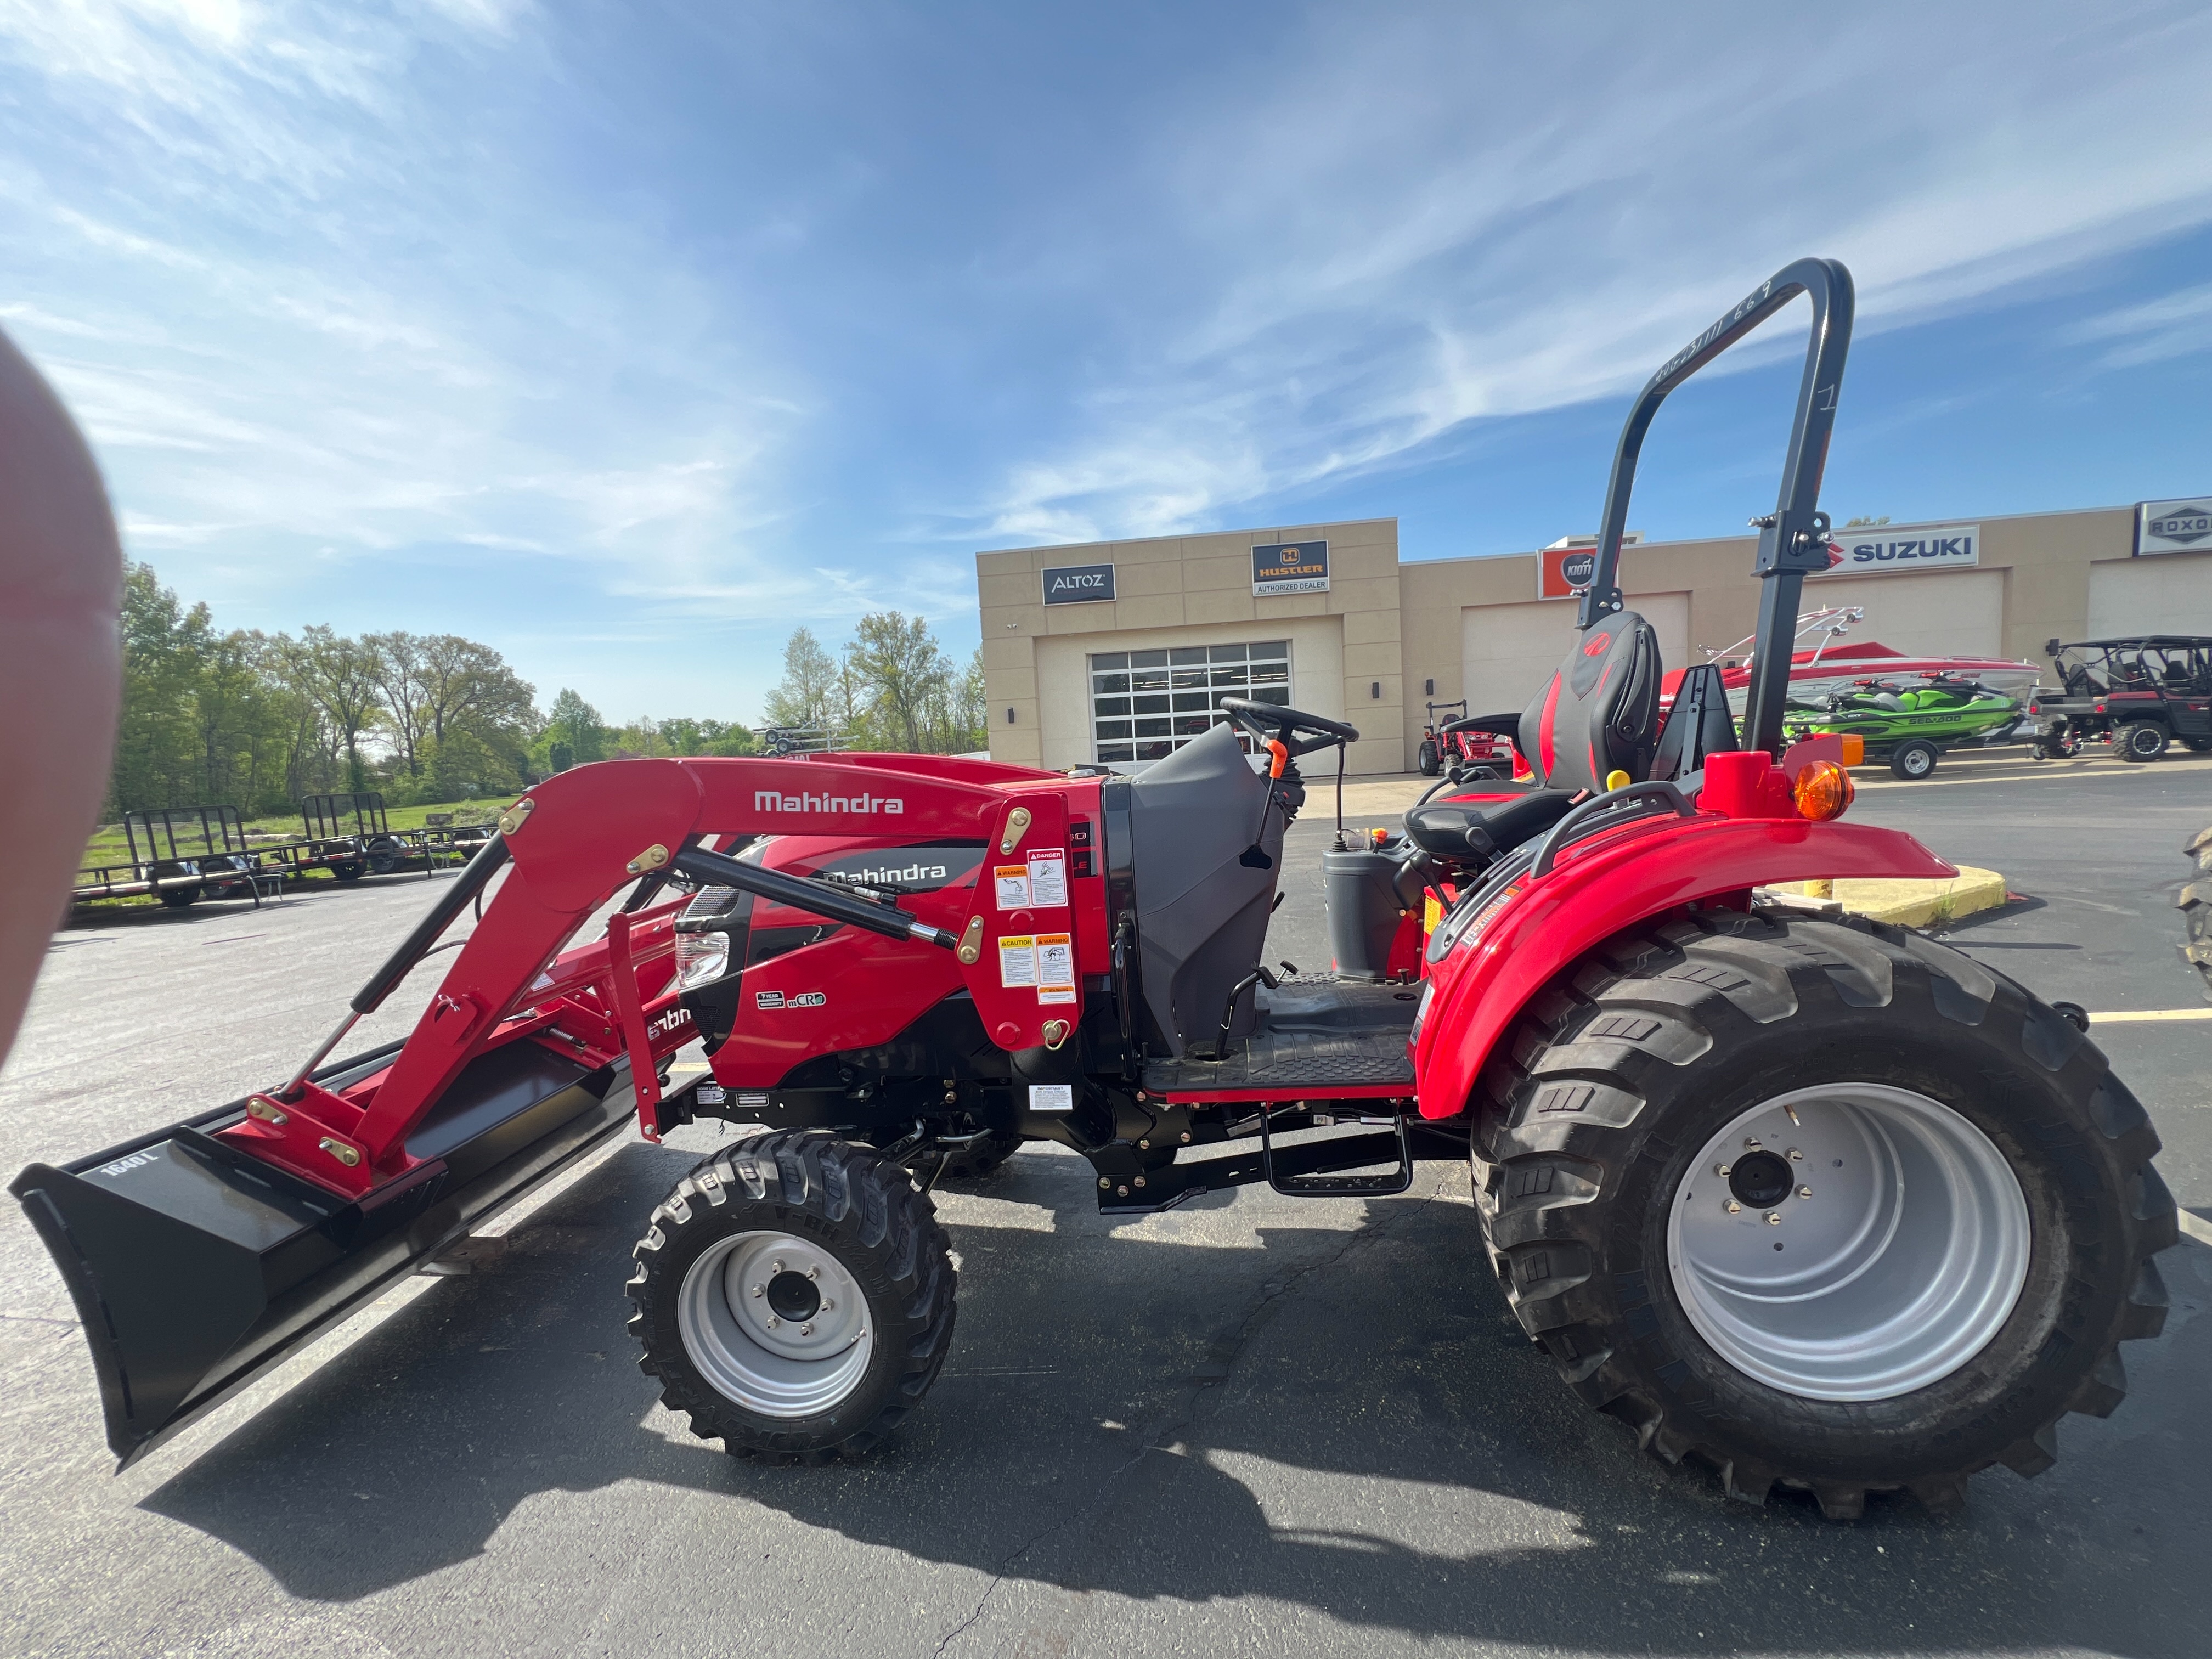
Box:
xmin=14 ymin=259 xmax=2176 ymax=1517
xmin=71 ymin=806 xmax=283 ymax=910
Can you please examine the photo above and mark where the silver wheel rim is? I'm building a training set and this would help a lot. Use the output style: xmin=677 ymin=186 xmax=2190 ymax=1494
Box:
xmin=1903 ymin=747 xmax=1932 ymax=775
xmin=677 ymin=1231 xmax=872 ymax=1418
xmin=1666 ymin=1084 xmax=2031 ymax=1401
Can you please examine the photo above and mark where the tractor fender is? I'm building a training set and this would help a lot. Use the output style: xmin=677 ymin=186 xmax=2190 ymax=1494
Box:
xmin=1411 ymin=815 xmax=1954 ymax=1120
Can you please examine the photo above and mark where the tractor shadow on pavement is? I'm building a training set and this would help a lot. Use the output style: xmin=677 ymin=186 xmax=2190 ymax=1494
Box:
xmin=141 ymin=1138 xmax=2212 ymax=1657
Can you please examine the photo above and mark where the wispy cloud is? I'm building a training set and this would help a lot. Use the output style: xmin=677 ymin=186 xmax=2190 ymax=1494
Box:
xmin=970 ymin=3 xmax=2212 ymax=540
xmin=2066 ymin=281 xmax=2212 ymax=367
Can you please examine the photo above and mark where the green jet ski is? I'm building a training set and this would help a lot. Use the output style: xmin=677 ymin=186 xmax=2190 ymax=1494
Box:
xmin=1784 ymin=672 xmax=2025 ymax=780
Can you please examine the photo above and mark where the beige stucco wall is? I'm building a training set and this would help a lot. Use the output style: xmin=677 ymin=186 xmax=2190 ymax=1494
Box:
xmin=977 ymin=518 xmax=1406 ymax=774
xmin=980 ymin=503 xmax=2193 ymax=775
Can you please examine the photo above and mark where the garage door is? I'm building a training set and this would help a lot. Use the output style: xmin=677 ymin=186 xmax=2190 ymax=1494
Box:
xmin=1461 ymin=592 xmax=1689 ymax=716
xmin=2088 ymin=556 xmax=2212 ymax=639
xmin=1806 ymin=571 xmax=2005 ymax=658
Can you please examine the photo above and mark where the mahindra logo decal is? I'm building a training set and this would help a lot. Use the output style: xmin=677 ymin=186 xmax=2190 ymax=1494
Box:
xmin=755 ymin=790 xmax=906 ymax=815
xmin=1561 ymin=551 xmax=1596 ymax=586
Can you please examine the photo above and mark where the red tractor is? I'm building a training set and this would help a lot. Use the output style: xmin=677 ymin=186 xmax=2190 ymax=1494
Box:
xmin=14 ymin=259 xmax=2174 ymax=1517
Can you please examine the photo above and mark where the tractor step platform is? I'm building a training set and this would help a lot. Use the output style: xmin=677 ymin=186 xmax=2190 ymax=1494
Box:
xmin=1139 ymin=978 xmax=1419 ymax=1099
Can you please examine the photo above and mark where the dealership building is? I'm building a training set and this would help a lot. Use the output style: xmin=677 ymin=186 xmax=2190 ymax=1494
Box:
xmin=973 ymin=498 xmax=2212 ymax=775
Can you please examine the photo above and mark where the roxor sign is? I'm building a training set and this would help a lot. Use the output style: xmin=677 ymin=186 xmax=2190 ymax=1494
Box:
xmin=1252 ymin=541 xmax=1329 ymax=595
xmin=1814 ymin=523 xmax=1980 ymax=575
xmin=2138 ymin=498 xmax=2212 ymax=555
xmin=1041 ymin=562 xmax=1116 ymax=604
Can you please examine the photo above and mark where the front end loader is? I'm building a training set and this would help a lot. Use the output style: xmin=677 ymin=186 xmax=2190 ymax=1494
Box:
xmin=16 ymin=257 xmax=2177 ymax=1516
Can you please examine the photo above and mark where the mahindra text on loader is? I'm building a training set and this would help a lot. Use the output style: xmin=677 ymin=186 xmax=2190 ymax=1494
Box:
xmin=15 ymin=259 xmax=2175 ymax=1520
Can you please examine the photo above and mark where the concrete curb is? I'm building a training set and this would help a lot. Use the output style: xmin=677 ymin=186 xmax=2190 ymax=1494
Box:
xmin=1773 ymin=866 xmax=2009 ymax=928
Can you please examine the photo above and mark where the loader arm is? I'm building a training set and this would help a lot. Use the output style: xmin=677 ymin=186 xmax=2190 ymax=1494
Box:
xmin=218 ymin=757 xmax=1079 ymax=1193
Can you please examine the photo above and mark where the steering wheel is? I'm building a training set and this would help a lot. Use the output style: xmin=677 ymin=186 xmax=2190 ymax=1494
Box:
xmin=1215 ymin=696 xmax=1359 ymax=758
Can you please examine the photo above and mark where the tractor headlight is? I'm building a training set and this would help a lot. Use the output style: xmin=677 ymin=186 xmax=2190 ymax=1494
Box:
xmin=675 ymin=929 xmax=732 ymax=990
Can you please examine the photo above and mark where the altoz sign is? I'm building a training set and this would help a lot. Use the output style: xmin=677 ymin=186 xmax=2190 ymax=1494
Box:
xmin=1814 ymin=522 xmax=1980 ymax=575
xmin=1041 ymin=562 xmax=1116 ymax=604
xmin=2137 ymin=498 xmax=2212 ymax=556
xmin=1252 ymin=540 xmax=1329 ymax=595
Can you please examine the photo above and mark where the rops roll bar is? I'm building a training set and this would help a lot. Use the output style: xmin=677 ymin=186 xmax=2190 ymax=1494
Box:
xmin=1576 ymin=257 xmax=1855 ymax=759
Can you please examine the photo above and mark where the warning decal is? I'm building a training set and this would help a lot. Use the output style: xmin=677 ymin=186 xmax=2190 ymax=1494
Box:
xmin=994 ymin=865 xmax=1032 ymax=908
xmin=1026 ymin=849 xmax=1068 ymax=908
xmin=1035 ymin=932 xmax=1076 ymax=1004
xmin=998 ymin=934 xmax=1036 ymax=987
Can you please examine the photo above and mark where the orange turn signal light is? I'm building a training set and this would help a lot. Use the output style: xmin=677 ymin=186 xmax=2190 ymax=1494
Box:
xmin=1839 ymin=734 xmax=1865 ymax=766
xmin=1792 ymin=759 xmax=1854 ymax=821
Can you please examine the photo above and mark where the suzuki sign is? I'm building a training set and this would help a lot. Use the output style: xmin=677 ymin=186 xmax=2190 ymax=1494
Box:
xmin=1814 ymin=522 xmax=1980 ymax=576
xmin=1041 ymin=562 xmax=1116 ymax=604
xmin=2137 ymin=498 xmax=2212 ymax=556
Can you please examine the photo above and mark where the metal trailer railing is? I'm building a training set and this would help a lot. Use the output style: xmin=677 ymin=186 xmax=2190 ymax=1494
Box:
xmin=71 ymin=799 xmax=500 ymax=911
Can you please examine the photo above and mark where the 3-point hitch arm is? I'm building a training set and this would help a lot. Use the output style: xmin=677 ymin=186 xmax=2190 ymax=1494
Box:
xmin=1575 ymin=256 xmax=1855 ymax=758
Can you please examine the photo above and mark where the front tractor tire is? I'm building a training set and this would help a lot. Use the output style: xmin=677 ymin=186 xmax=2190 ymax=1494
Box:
xmin=1417 ymin=739 xmax=1441 ymax=776
xmin=1474 ymin=909 xmax=2175 ymax=1519
xmin=628 ymin=1130 xmax=956 ymax=1463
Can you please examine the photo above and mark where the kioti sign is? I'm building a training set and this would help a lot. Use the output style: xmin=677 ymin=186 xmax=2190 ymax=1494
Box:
xmin=2137 ymin=498 xmax=2212 ymax=556
xmin=1252 ymin=541 xmax=1329 ymax=595
xmin=1041 ymin=562 xmax=1116 ymax=604
xmin=1538 ymin=544 xmax=1604 ymax=600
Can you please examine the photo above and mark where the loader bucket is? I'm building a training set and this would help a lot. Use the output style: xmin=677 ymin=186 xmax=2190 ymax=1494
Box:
xmin=10 ymin=1037 xmax=636 ymax=1468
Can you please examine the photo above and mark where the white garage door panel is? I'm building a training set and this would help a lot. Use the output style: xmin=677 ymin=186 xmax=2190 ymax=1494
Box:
xmin=1461 ymin=593 xmax=1689 ymax=716
xmin=2087 ymin=558 xmax=2212 ymax=639
xmin=1808 ymin=572 xmax=2004 ymax=658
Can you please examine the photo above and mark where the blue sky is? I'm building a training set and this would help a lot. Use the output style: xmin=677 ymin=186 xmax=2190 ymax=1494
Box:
xmin=4 ymin=1 xmax=2210 ymax=725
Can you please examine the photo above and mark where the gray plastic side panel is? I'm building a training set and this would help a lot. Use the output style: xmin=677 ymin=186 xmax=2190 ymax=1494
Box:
xmin=1124 ymin=723 xmax=1283 ymax=1056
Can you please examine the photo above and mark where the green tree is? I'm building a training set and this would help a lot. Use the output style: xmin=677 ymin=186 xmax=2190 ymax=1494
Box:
xmin=762 ymin=627 xmax=840 ymax=732
xmin=542 ymin=688 xmax=606 ymax=772
xmin=278 ymin=625 xmax=383 ymax=795
xmin=844 ymin=611 xmax=954 ymax=753
xmin=109 ymin=562 xmax=211 ymax=811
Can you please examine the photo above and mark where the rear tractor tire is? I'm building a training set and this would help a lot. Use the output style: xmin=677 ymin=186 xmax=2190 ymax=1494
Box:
xmin=2183 ymin=825 xmax=2212 ymax=1003
xmin=1474 ymin=907 xmax=2175 ymax=1519
xmin=1888 ymin=738 xmax=1939 ymax=780
xmin=628 ymin=1129 xmax=957 ymax=1462
xmin=2118 ymin=721 xmax=2169 ymax=762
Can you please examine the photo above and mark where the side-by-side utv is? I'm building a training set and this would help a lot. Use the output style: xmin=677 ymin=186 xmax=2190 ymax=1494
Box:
xmin=14 ymin=259 xmax=2175 ymax=1519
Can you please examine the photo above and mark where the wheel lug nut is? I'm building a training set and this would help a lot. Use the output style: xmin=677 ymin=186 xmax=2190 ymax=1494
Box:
xmin=1765 ymin=1212 xmax=1781 ymax=1226
xmin=1743 ymin=1137 xmax=1762 ymax=1149
xmin=765 ymin=1314 xmax=780 ymax=1328
xmin=1798 ymin=1185 xmax=1813 ymax=1199
xmin=1724 ymin=1200 xmax=1742 ymax=1214
xmin=820 ymin=1299 xmax=834 ymax=1311
xmin=1787 ymin=1148 xmax=1803 ymax=1161
xmin=1714 ymin=1162 xmax=1733 ymax=1177
xmin=805 ymin=1267 xmax=819 ymax=1280
xmin=771 ymin=1258 xmax=785 ymax=1274
xmin=800 ymin=1322 xmax=814 ymax=1336
xmin=751 ymin=1284 xmax=764 ymax=1298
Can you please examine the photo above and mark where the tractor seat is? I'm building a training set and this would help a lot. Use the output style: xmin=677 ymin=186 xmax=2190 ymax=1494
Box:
xmin=1404 ymin=606 xmax=1666 ymax=869
xmin=1403 ymin=792 xmax=1574 ymax=864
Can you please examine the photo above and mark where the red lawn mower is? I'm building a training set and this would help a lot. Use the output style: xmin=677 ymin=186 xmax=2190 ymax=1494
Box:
xmin=15 ymin=259 xmax=2174 ymax=1517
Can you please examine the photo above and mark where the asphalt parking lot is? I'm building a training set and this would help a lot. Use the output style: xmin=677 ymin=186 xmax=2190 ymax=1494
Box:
xmin=3 ymin=749 xmax=2208 ymax=1658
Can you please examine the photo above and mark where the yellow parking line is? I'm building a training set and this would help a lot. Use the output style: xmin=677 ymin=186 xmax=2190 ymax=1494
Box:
xmin=2085 ymin=1008 xmax=2212 ymax=1023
